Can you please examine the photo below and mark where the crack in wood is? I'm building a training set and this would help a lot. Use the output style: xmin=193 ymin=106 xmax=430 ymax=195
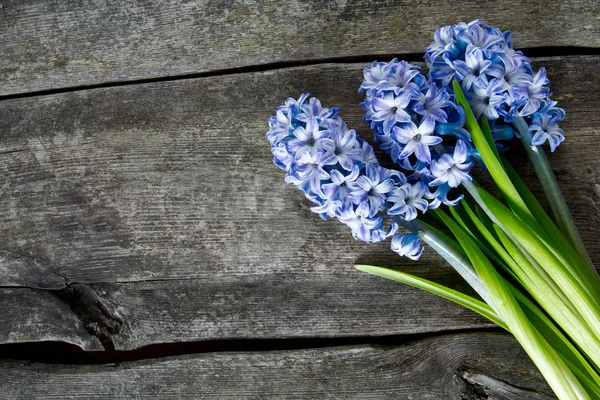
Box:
xmin=0 ymin=147 xmax=28 ymax=156
xmin=0 ymin=47 xmax=597 ymax=102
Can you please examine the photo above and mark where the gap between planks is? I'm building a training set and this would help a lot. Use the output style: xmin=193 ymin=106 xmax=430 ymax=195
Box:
xmin=0 ymin=327 xmax=505 ymax=364
xmin=0 ymin=332 xmax=554 ymax=399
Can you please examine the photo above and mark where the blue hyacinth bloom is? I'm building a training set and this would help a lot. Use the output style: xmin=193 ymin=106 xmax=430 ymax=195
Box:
xmin=391 ymin=232 xmax=424 ymax=260
xmin=287 ymin=116 xmax=335 ymax=158
xmin=360 ymin=59 xmax=472 ymax=168
xmin=289 ymin=151 xmax=336 ymax=198
xmin=370 ymin=91 xmax=412 ymax=133
xmin=380 ymin=59 xmax=424 ymax=96
xmin=321 ymin=166 xmax=361 ymax=204
xmin=454 ymin=45 xmax=504 ymax=90
xmin=426 ymin=25 xmax=459 ymax=62
xmin=392 ymin=117 xmax=443 ymax=163
xmin=296 ymin=97 xmax=339 ymax=123
xmin=429 ymin=140 xmax=474 ymax=188
xmin=428 ymin=183 xmax=465 ymax=208
xmin=267 ymin=93 xmax=432 ymax=255
xmin=529 ymin=113 xmax=565 ymax=152
xmin=359 ymin=58 xmax=475 ymax=211
xmin=325 ymin=128 xmax=364 ymax=171
xmin=387 ymin=182 xmax=429 ymax=221
xmin=348 ymin=165 xmax=402 ymax=218
xmin=359 ymin=61 xmax=393 ymax=94
xmin=337 ymin=207 xmax=398 ymax=243
xmin=458 ymin=22 xmax=504 ymax=52
xmin=502 ymin=63 xmax=532 ymax=92
xmin=412 ymin=85 xmax=451 ymax=123
xmin=513 ymin=68 xmax=551 ymax=117
xmin=467 ymin=78 xmax=510 ymax=120
xmin=425 ymin=20 xmax=566 ymax=151
xmin=537 ymin=99 xmax=566 ymax=123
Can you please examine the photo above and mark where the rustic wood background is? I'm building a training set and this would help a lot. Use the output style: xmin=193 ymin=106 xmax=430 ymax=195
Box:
xmin=1 ymin=1 xmax=599 ymax=398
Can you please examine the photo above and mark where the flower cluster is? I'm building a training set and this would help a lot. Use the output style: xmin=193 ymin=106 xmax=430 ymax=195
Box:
xmin=268 ymin=21 xmax=570 ymax=262
xmin=425 ymin=20 xmax=565 ymax=151
xmin=267 ymin=94 xmax=424 ymax=258
xmin=359 ymin=59 xmax=475 ymax=208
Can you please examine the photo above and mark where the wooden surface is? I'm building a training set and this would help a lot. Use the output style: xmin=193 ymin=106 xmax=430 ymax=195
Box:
xmin=1 ymin=0 xmax=599 ymax=96
xmin=1 ymin=57 xmax=599 ymax=352
xmin=0 ymin=0 xmax=599 ymax=398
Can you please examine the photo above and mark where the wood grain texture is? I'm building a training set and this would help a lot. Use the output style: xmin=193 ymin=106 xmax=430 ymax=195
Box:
xmin=0 ymin=56 xmax=598 ymax=350
xmin=1 ymin=0 xmax=599 ymax=96
xmin=0 ymin=333 xmax=554 ymax=399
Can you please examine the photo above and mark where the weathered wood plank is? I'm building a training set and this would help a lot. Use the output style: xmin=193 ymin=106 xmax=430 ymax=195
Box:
xmin=1 ymin=0 xmax=599 ymax=96
xmin=0 ymin=287 xmax=103 ymax=350
xmin=0 ymin=333 xmax=554 ymax=399
xmin=0 ymin=56 xmax=598 ymax=350
xmin=1 ymin=269 xmax=493 ymax=350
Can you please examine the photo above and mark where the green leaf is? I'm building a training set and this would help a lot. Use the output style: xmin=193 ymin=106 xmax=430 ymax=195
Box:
xmin=500 ymin=156 xmax=561 ymax=244
xmin=494 ymin=225 xmax=600 ymax=374
xmin=393 ymin=217 xmax=492 ymax=306
xmin=493 ymin=223 xmax=579 ymax=318
xmin=480 ymin=116 xmax=501 ymax=159
xmin=459 ymin=201 xmax=522 ymax=284
xmin=416 ymin=219 xmax=466 ymax=257
xmin=450 ymin=202 xmax=512 ymax=277
xmin=448 ymin=203 xmax=600 ymax=394
xmin=511 ymin=285 xmax=600 ymax=397
xmin=434 ymin=207 xmax=592 ymax=399
xmin=354 ymin=264 xmax=505 ymax=329
xmin=464 ymin=197 xmax=600 ymax=374
xmin=465 ymin=199 xmax=577 ymax=312
xmin=464 ymin=181 xmax=600 ymax=309
xmin=477 ymin=186 xmax=600 ymax=311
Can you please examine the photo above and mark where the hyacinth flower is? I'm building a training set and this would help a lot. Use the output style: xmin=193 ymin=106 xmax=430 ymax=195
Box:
xmin=351 ymin=24 xmax=600 ymax=399
xmin=424 ymin=19 xmax=591 ymax=274
xmin=269 ymin=22 xmax=600 ymax=399
xmin=269 ymin=94 xmax=405 ymax=243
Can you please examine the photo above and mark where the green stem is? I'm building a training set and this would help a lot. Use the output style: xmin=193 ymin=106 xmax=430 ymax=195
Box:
xmin=512 ymin=116 xmax=596 ymax=276
xmin=463 ymin=180 xmax=600 ymax=368
xmin=392 ymin=217 xmax=493 ymax=306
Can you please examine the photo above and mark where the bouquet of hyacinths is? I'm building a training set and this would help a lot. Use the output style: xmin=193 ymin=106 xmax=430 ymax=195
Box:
xmin=266 ymin=20 xmax=600 ymax=399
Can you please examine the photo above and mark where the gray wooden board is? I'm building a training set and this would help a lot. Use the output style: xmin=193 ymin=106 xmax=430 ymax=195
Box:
xmin=0 ymin=56 xmax=598 ymax=350
xmin=0 ymin=333 xmax=555 ymax=400
xmin=1 ymin=0 xmax=600 ymax=96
